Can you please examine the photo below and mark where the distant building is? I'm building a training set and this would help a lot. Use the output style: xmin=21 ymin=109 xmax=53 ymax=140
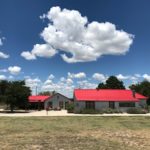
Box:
xmin=28 ymin=95 xmax=50 ymax=110
xmin=74 ymin=89 xmax=147 ymax=112
xmin=44 ymin=93 xmax=71 ymax=110
xmin=28 ymin=93 xmax=71 ymax=110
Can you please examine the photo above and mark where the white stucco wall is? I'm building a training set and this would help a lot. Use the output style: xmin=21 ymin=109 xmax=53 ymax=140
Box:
xmin=44 ymin=93 xmax=70 ymax=109
xmin=74 ymin=99 xmax=144 ymax=112
xmin=95 ymin=102 xmax=109 ymax=110
xmin=115 ymin=102 xmax=139 ymax=112
xmin=139 ymin=99 xmax=147 ymax=108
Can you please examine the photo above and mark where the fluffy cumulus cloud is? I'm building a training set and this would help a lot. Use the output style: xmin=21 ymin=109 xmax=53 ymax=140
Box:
xmin=116 ymin=74 xmax=143 ymax=83
xmin=92 ymin=73 xmax=107 ymax=82
xmin=48 ymin=74 xmax=55 ymax=80
xmin=21 ymin=44 xmax=57 ymax=60
xmin=21 ymin=51 xmax=36 ymax=60
xmin=0 ymin=51 xmax=9 ymax=59
xmin=8 ymin=66 xmax=21 ymax=75
xmin=25 ymin=76 xmax=41 ymax=91
xmin=68 ymin=72 xmax=86 ymax=78
xmin=0 ymin=75 xmax=7 ymax=80
xmin=116 ymin=74 xmax=130 ymax=80
xmin=143 ymin=74 xmax=150 ymax=82
xmin=41 ymin=77 xmax=74 ymax=97
xmin=77 ymin=80 xmax=97 ymax=89
xmin=21 ymin=6 xmax=134 ymax=63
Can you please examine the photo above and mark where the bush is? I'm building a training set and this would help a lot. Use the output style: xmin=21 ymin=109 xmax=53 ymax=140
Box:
xmin=127 ymin=108 xmax=148 ymax=114
xmin=102 ymin=108 xmax=122 ymax=114
xmin=66 ymin=103 xmax=74 ymax=113
xmin=78 ymin=108 xmax=122 ymax=114
xmin=79 ymin=108 xmax=102 ymax=114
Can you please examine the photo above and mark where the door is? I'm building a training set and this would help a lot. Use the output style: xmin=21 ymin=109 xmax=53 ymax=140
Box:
xmin=59 ymin=101 xmax=64 ymax=109
xmin=109 ymin=102 xmax=115 ymax=109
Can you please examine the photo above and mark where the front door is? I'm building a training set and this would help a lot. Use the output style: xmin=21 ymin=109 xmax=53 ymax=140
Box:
xmin=109 ymin=102 xmax=115 ymax=109
xmin=59 ymin=101 xmax=64 ymax=109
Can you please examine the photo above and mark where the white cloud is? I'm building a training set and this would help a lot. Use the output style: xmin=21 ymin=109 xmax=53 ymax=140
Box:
xmin=39 ymin=14 xmax=47 ymax=20
xmin=0 ymin=38 xmax=3 ymax=46
xmin=32 ymin=44 xmax=57 ymax=58
xmin=0 ymin=51 xmax=9 ymax=59
xmin=68 ymin=72 xmax=86 ymax=78
xmin=48 ymin=74 xmax=55 ymax=80
xmin=143 ymin=74 xmax=150 ymax=82
xmin=77 ymin=80 xmax=97 ymax=89
xmin=21 ymin=6 xmax=133 ymax=63
xmin=21 ymin=44 xmax=57 ymax=60
xmin=0 ymin=69 xmax=8 ymax=73
xmin=21 ymin=51 xmax=36 ymax=60
xmin=116 ymin=74 xmax=129 ymax=80
xmin=92 ymin=73 xmax=106 ymax=82
xmin=0 ymin=75 xmax=7 ymax=80
xmin=42 ymin=76 xmax=74 ymax=97
xmin=25 ymin=76 xmax=41 ymax=88
xmin=134 ymin=74 xmax=141 ymax=78
xmin=44 ymin=79 xmax=53 ymax=85
xmin=8 ymin=66 xmax=21 ymax=75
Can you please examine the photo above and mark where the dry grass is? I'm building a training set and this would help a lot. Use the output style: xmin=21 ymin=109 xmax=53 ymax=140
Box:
xmin=0 ymin=117 xmax=150 ymax=150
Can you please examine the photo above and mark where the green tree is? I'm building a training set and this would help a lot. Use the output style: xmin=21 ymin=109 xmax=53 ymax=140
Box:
xmin=129 ymin=81 xmax=150 ymax=105
xmin=4 ymin=81 xmax=31 ymax=112
xmin=96 ymin=83 xmax=107 ymax=89
xmin=97 ymin=76 xmax=125 ymax=89
xmin=106 ymin=76 xmax=125 ymax=89
xmin=0 ymin=80 xmax=9 ymax=104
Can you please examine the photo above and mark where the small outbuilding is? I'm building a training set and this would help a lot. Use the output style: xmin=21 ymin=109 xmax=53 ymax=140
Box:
xmin=44 ymin=93 xmax=71 ymax=110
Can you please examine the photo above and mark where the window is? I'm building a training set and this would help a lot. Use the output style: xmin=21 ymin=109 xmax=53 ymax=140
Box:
xmin=65 ymin=102 xmax=69 ymax=109
xmin=59 ymin=101 xmax=63 ymax=108
xmin=109 ymin=102 xmax=115 ymax=109
xmin=119 ymin=102 xmax=135 ymax=107
xmin=86 ymin=101 xmax=95 ymax=109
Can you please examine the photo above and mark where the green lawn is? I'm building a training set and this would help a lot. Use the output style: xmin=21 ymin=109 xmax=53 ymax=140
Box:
xmin=0 ymin=117 xmax=150 ymax=150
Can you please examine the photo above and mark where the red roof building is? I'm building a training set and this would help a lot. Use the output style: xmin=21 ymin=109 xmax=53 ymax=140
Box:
xmin=28 ymin=95 xmax=51 ymax=103
xmin=74 ymin=89 xmax=147 ymax=102
xmin=74 ymin=89 xmax=147 ymax=112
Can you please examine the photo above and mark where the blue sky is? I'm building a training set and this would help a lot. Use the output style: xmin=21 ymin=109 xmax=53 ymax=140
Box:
xmin=0 ymin=0 xmax=150 ymax=97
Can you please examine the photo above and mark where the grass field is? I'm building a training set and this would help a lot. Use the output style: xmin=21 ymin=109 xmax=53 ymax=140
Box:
xmin=0 ymin=117 xmax=150 ymax=150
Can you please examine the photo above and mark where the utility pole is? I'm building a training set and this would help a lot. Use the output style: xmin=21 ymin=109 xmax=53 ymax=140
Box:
xmin=35 ymin=86 xmax=38 ymax=96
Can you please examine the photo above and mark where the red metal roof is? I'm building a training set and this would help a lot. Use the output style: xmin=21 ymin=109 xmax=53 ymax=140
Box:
xmin=28 ymin=95 xmax=50 ymax=102
xmin=74 ymin=89 xmax=147 ymax=102
xmin=135 ymin=93 xmax=147 ymax=99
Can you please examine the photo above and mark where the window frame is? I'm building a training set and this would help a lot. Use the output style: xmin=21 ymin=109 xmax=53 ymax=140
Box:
xmin=119 ymin=102 xmax=135 ymax=107
xmin=85 ymin=101 xmax=95 ymax=109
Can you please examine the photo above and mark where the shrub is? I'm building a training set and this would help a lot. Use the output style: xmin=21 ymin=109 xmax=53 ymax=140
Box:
xmin=77 ymin=108 xmax=122 ymax=114
xmin=127 ymin=108 xmax=148 ymax=114
xmin=66 ymin=103 xmax=74 ymax=113
xmin=102 ymin=108 xmax=122 ymax=114
xmin=79 ymin=108 xmax=102 ymax=114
